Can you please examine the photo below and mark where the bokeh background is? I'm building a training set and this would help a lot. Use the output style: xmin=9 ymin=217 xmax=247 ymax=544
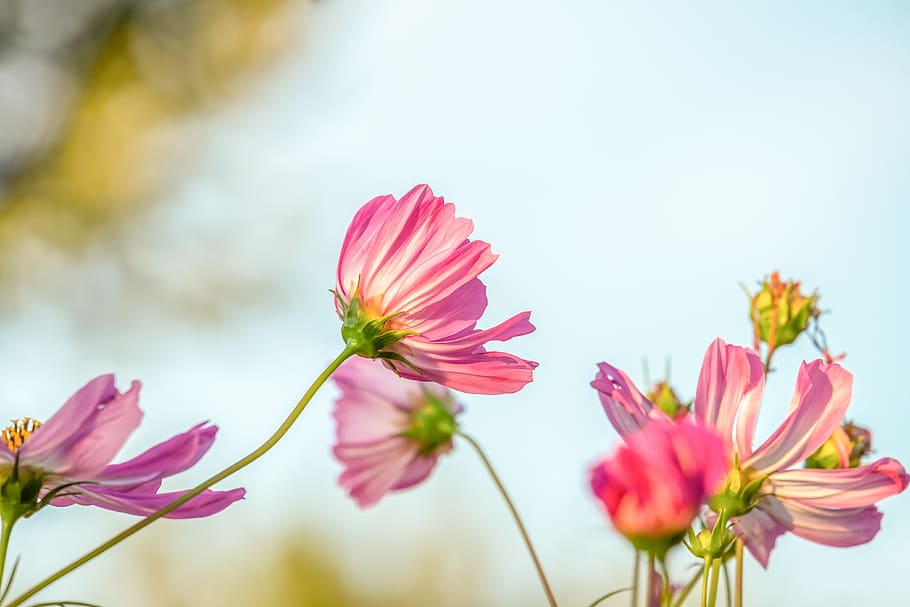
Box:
xmin=1 ymin=1 xmax=907 ymax=605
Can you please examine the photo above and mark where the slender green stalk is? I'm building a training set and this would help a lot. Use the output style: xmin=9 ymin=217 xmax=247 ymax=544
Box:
xmin=5 ymin=346 xmax=357 ymax=607
xmin=707 ymin=558 xmax=721 ymax=607
xmin=700 ymin=559 xmax=711 ymax=607
xmin=0 ymin=520 xmax=13 ymax=597
xmin=734 ymin=539 xmax=744 ymax=607
xmin=458 ymin=431 xmax=559 ymax=607
xmin=631 ymin=550 xmax=640 ymax=607
xmin=658 ymin=557 xmax=671 ymax=607
xmin=586 ymin=588 xmax=632 ymax=607
xmin=722 ymin=561 xmax=731 ymax=607
xmin=671 ymin=568 xmax=701 ymax=607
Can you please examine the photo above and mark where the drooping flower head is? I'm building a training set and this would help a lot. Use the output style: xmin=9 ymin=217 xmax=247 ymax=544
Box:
xmin=592 ymin=339 xmax=909 ymax=567
xmin=332 ymin=356 xmax=462 ymax=508
xmin=334 ymin=184 xmax=537 ymax=395
xmin=589 ymin=419 xmax=728 ymax=555
xmin=0 ymin=375 xmax=244 ymax=523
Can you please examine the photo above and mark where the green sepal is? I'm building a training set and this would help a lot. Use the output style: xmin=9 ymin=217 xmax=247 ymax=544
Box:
xmin=401 ymin=390 xmax=458 ymax=456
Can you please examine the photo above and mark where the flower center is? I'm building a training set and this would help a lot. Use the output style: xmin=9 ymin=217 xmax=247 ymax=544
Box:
xmin=1 ymin=418 xmax=43 ymax=453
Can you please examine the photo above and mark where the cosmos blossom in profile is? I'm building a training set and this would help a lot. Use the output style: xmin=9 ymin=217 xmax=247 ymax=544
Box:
xmin=592 ymin=338 xmax=908 ymax=567
xmin=589 ymin=419 xmax=728 ymax=547
xmin=0 ymin=374 xmax=245 ymax=519
xmin=332 ymin=356 xmax=462 ymax=508
xmin=334 ymin=184 xmax=537 ymax=395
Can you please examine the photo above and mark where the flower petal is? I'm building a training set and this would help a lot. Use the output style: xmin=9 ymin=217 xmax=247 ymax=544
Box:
xmin=765 ymin=457 xmax=909 ymax=509
xmin=730 ymin=508 xmax=788 ymax=569
xmin=744 ymin=361 xmax=852 ymax=473
xmin=760 ymin=494 xmax=882 ymax=547
xmin=92 ymin=423 xmax=219 ymax=488
xmin=390 ymin=454 xmax=440 ymax=491
xmin=19 ymin=374 xmax=119 ymax=462
xmin=54 ymin=485 xmax=246 ymax=519
xmin=591 ymin=362 xmax=662 ymax=438
xmin=23 ymin=379 xmax=143 ymax=477
xmin=334 ymin=437 xmax=421 ymax=508
xmin=694 ymin=339 xmax=765 ymax=458
xmin=396 ymin=314 xmax=537 ymax=395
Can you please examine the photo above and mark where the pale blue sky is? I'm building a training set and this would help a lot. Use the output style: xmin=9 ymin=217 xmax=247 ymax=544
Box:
xmin=3 ymin=1 xmax=908 ymax=605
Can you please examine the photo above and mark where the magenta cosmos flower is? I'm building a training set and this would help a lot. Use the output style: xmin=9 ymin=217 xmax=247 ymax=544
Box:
xmin=332 ymin=356 xmax=462 ymax=508
xmin=334 ymin=184 xmax=537 ymax=395
xmin=593 ymin=338 xmax=909 ymax=567
xmin=589 ymin=419 xmax=727 ymax=552
xmin=0 ymin=375 xmax=244 ymax=519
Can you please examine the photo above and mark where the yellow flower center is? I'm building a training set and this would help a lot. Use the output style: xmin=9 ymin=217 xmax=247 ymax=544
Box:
xmin=1 ymin=418 xmax=43 ymax=453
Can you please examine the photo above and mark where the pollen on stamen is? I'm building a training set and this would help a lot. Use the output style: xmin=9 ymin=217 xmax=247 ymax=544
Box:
xmin=2 ymin=418 xmax=43 ymax=453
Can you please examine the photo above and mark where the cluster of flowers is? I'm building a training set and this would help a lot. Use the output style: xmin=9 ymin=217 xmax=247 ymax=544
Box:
xmin=1 ymin=185 xmax=905 ymax=607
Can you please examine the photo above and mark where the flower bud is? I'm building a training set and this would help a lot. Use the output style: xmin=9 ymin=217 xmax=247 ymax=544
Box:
xmin=749 ymin=272 xmax=819 ymax=351
xmin=645 ymin=381 xmax=690 ymax=419
xmin=805 ymin=421 xmax=872 ymax=469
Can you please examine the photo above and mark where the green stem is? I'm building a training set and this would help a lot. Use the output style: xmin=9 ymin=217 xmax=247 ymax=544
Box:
xmin=734 ymin=539 xmax=744 ymax=607
xmin=5 ymin=346 xmax=357 ymax=607
xmin=658 ymin=557 xmax=671 ymax=607
xmin=0 ymin=519 xmax=13 ymax=596
xmin=631 ymin=550 xmax=640 ymax=607
xmin=458 ymin=431 xmax=559 ymax=607
xmin=670 ymin=568 xmax=701 ymax=607
xmin=707 ymin=559 xmax=721 ymax=607
xmin=700 ymin=558 xmax=711 ymax=607
xmin=722 ymin=560 xmax=731 ymax=607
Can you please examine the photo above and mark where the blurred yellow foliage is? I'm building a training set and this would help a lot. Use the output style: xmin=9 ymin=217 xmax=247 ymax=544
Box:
xmin=0 ymin=0 xmax=300 ymax=251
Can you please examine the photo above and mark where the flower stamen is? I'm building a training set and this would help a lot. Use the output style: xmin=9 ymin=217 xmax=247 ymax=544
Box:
xmin=2 ymin=418 xmax=42 ymax=453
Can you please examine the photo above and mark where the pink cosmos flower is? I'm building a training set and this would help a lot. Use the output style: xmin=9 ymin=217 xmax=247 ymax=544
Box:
xmin=335 ymin=184 xmax=537 ymax=394
xmin=0 ymin=375 xmax=245 ymax=519
xmin=589 ymin=419 xmax=727 ymax=545
xmin=593 ymin=338 xmax=909 ymax=567
xmin=332 ymin=356 xmax=462 ymax=508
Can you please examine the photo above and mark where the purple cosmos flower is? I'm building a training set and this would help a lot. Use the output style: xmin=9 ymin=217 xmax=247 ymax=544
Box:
xmin=592 ymin=338 xmax=908 ymax=567
xmin=0 ymin=375 xmax=244 ymax=519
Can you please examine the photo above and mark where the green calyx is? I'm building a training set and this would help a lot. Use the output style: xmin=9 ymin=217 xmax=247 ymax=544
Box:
xmin=686 ymin=521 xmax=736 ymax=561
xmin=709 ymin=465 xmax=765 ymax=520
xmin=401 ymin=390 xmax=458 ymax=456
xmin=335 ymin=289 xmax=416 ymax=360
xmin=0 ymin=460 xmax=44 ymax=525
xmin=627 ymin=532 xmax=684 ymax=560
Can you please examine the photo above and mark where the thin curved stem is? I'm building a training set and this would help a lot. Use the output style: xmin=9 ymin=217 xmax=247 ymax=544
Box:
xmin=458 ymin=431 xmax=559 ymax=607
xmin=5 ymin=346 xmax=357 ymax=607
xmin=722 ymin=560 xmax=731 ymax=607
xmin=587 ymin=588 xmax=632 ymax=607
xmin=670 ymin=568 xmax=701 ymax=607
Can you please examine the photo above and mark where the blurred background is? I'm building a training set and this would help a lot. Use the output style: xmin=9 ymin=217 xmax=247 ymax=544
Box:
xmin=1 ymin=0 xmax=908 ymax=605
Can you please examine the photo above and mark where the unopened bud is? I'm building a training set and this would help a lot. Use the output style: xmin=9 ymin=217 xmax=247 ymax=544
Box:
xmin=646 ymin=381 xmax=690 ymax=419
xmin=749 ymin=272 xmax=819 ymax=351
